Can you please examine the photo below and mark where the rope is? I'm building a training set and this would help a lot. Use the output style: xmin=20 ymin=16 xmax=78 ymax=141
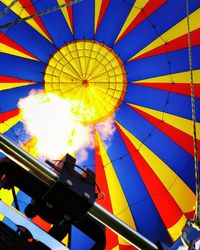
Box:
xmin=186 ymin=0 xmax=200 ymax=226
xmin=0 ymin=0 xmax=82 ymax=29
xmin=0 ymin=0 xmax=18 ymax=18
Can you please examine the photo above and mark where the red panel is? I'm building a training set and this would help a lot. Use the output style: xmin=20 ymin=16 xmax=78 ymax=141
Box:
xmin=0 ymin=32 xmax=38 ymax=60
xmin=133 ymin=82 xmax=200 ymax=98
xmin=119 ymin=245 xmax=138 ymax=250
xmin=18 ymin=0 xmax=52 ymax=42
xmin=94 ymin=132 xmax=119 ymax=250
xmin=117 ymin=0 xmax=167 ymax=42
xmin=0 ymin=109 xmax=19 ymax=123
xmin=32 ymin=215 xmax=51 ymax=231
xmin=129 ymin=105 xmax=200 ymax=161
xmin=96 ymin=0 xmax=110 ymax=32
xmin=185 ymin=210 xmax=195 ymax=219
xmin=133 ymin=28 xmax=200 ymax=60
xmin=65 ymin=0 xmax=74 ymax=31
xmin=95 ymin=135 xmax=112 ymax=211
xmin=116 ymin=122 xmax=183 ymax=228
xmin=0 ymin=76 xmax=32 ymax=82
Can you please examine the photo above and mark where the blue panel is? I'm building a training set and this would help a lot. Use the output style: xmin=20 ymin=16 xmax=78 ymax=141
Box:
xmin=34 ymin=0 xmax=73 ymax=47
xmin=0 ymin=54 xmax=45 ymax=81
xmin=125 ymin=46 xmax=200 ymax=82
xmin=124 ymin=84 xmax=200 ymax=121
xmin=2 ymin=218 xmax=18 ymax=231
xmin=73 ymin=0 xmax=94 ymax=40
xmin=6 ymin=24 xmax=56 ymax=63
xmin=16 ymin=191 xmax=32 ymax=214
xmin=0 ymin=0 xmax=199 ymax=247
xmin=0 ymin=2 xmax=56 ymax=62
xmin=164 ymin=93 xmax=200 ymax=122
xmin=134 ymin=198 xmax=173 ymax=244
xmin=114 ymin=19 xmax=159 ymax=62
xmin=95 ymin=0 xmax=135 ymax=47
xmin=0 ymin=84 xmax=43 ymax=112
xmin=114 ymin=0 xmax=200 ymax=61
xmin=115 ymin=103 xmax=195 ymax=190
xmin=178 ymin=159 xmax=196 ymax=193
xmin=70 ymin=226 xmax=95 ymax=250
xmin=3 ymin=121 xmax=31 ymax=145
xmin=1 ymin=128 xmax=20 ymax=145
xmin=104 ymin=128 xmax=172 ymax=243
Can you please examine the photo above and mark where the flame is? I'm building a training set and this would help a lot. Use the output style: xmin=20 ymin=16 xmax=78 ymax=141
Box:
xmin=18 ymin=90 xmax=116 ymax=162
xmin=18 ymin=91 xmax=94 ymax=161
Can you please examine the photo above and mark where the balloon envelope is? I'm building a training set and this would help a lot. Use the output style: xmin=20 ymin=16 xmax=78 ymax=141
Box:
xmin=0 ymin=0 xmax=200 ymax=249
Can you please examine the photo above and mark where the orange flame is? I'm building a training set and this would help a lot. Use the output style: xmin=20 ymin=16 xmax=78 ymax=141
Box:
xmin=18 ymin=91 xmax=115 ymax=163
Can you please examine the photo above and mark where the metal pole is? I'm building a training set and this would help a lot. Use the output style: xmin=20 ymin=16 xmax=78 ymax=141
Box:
xmin=0 ymin=133 xmax=57 ymax=185
xmin=0 ymin=133 xmax=158 ymax=250
xmin=89 ymin=203 xmax=158 ymax=250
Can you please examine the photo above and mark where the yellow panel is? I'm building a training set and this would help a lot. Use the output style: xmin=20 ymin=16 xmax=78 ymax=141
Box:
xmin=70 ymin=58 xmax=84 ymax=75
xmin=54 ymin=51 xmax=66 ymax=61
xmin=44 ymin=40 xmax=127 ymax=124
xmin=115 ymin=0 xmax=148 ymax=43
xmin=0 ymin=188 xmax=19 ymax=221
xmin=0 ymin=82 xmax=36 ymax=91
xmin=129 ymin=8 xmax=200 ymax=60
xmin=57 ymin=0 xmax=73 ymax=32
xmin=44 ymin=75 xmax=53 ymax=86
xmin=96 ymin=131 xmax=136 ymax=245
xmin=0 ymin=43 xmax=37 ymax=60
xmin=2 ymin=0 xmax=51 ymax=42
xmin=134 ymin=69 xmax=200 ymax=84
xmin=112 ymin=245 xmax=120 ymax=250
xmin=22 ymin=137 xmax=38 ymax=158
xmin=0 ymin=114 xmax=22 ymax=133
xmin=128 ymin=104 xmax=200 ymax=140
xmin=94 ymin=0 xmax=103 ymax=33
xmin=116 ymin=121 xmax=196 ymax=214
xmin=0 ymin=190 xmax=12 ymax=220
xmin=61 ymin=234 xmax=69 ymax=247
xmin=168 ymin=214 xmax=187 ymax=241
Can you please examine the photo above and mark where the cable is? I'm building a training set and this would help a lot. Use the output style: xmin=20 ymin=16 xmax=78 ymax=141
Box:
xmin=11 ymin=186 xmax=20 ymax=211
xmin=0 ymin=0 xmax=82 ymax=29
xmin=186 ymin=0 xmax=200 ymax=227
xmin=0 ymin=0 xmax=18 ymax=18
xmin=74 ymin=164 xmax=102 ymax=195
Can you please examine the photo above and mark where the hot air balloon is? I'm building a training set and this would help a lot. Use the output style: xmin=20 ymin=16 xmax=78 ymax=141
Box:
xmin=0 ymin=0 xmax=200 ymax=249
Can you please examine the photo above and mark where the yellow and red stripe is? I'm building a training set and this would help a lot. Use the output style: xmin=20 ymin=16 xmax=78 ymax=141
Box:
xmin=57 ymin=0 xmax=74 ymax=32
xmin=2 ymin=0 xmax=52 ymax=42
xmin=18 ymin=0 xmax=52 ymax=42
xmin=0 ymin=76 xmax=36 ymax=91
xmin=0 ymin=110 xmax=22 ymax=133
xmin=129 ymin=8 xmax=200 ymax=61
xmin=115 ymin=0 xmax=167 ymax=43
xmin=132 ymin=28 xmax=200 ymax=61
xmin=0 ymin=32 xmax=38 ymax=60
xmin=132 ymin=69 xmax=200 ymax=97
xmin=95 ymin=132 xmax=119 ymax=250
xmin=94 ymin=0 xmax=110 ymax=33
xmin=128 ymin=104 xmax=200 ymax=160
